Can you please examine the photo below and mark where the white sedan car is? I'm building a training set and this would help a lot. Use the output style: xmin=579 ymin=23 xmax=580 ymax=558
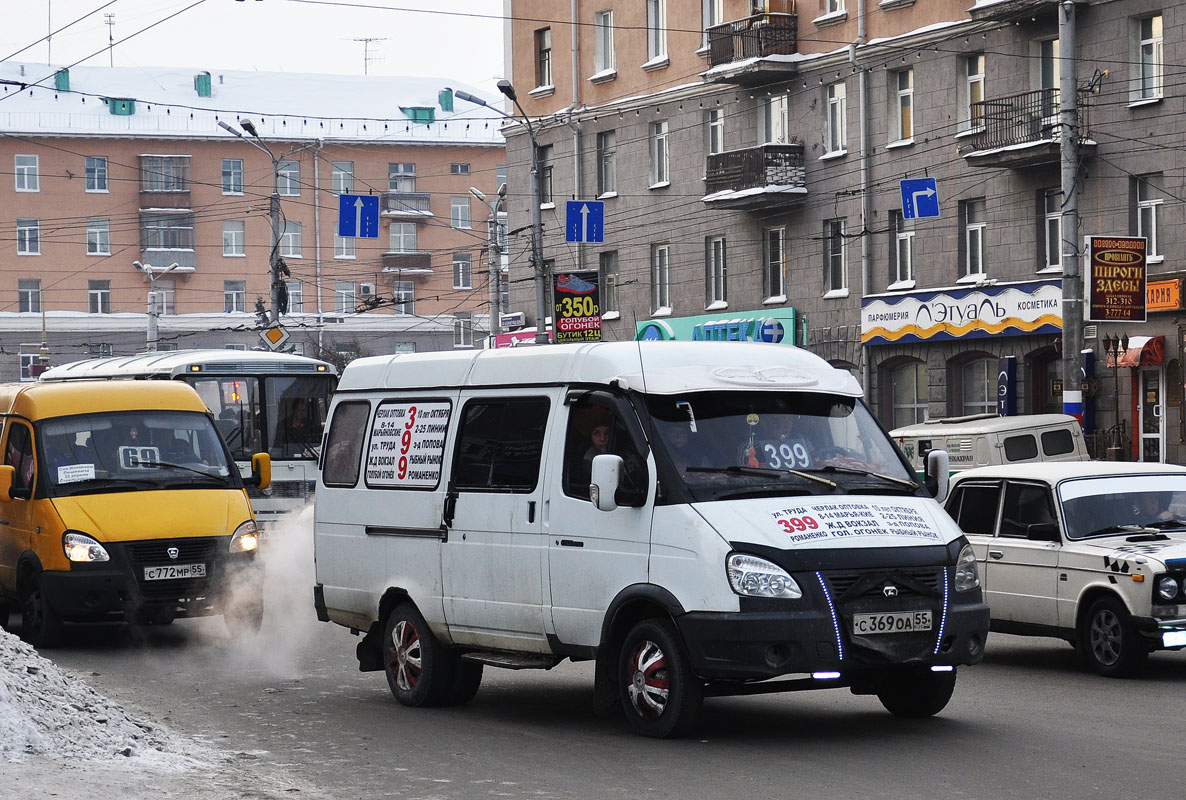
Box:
xmin=945 ymin=462 xmax=1186 ymax=677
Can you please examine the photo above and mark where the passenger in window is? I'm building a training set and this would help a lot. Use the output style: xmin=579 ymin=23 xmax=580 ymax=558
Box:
xmin=583 ymin=421 xmax=611 ymax=475
xmin=666 ymin=424 xmax=710 ymax=470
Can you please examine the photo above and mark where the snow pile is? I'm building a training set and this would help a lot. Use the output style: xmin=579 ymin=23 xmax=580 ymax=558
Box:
xmin=0 ymin=628 xmax=207 ymax=768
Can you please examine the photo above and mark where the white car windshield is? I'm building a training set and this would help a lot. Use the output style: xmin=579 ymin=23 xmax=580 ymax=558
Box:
xmin=1059 ymin=474 xmax=1186 ymax=538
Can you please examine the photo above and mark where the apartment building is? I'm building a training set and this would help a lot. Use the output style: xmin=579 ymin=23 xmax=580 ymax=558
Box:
xmin=0 ymin=63 xmax=505 ymax=377
xmin=503 ymin=0 xmax=1186 ymax=463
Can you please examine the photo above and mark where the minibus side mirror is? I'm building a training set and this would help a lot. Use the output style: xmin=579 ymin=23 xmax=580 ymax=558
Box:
xmin=590 ymin=454 xmax=622 ymax=512
xmin=924 ymin=449 xmax=950 ymax=503
xmin=0 ymin=465 xmax=13 ymax=502
xmin=250 ymin=452 xmax=271 ymax=490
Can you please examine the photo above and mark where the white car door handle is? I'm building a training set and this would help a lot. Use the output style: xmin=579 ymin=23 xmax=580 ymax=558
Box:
xmin=988 ymin=549 xmax=1004 ymax=559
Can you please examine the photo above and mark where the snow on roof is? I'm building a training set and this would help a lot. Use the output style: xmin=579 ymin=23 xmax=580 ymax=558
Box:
xmin=0 ymin=62 xmax=504 ymax=145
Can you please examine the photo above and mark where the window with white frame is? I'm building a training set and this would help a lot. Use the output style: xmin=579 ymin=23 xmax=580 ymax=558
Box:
xmin=277 ymin=161 xmax=300 ymax=196
xmin=599 ymin=251 xmax=619 ymax=314
xmin=594 ymin=10 xmax=615 ymax=73
xmin=597 ymin=131 xmax=617 ymax=196
xmin=706 ymin=108 xmax=724 ymax=156
xmin=1042 ymin=188 xmax=1063 ymax=270
xmin=890 ymin=211 xmax=914 ymax=284
xmin=535 ymin=27 xmax=553 ymax=87
xmin=453 ymin=253 xmax=473 ymax=289
xmin=826 ymin=0 xmax=845 ymax=12
xmin=18 ymin=279 xmax=40 ymax=313
xmin=140 ymin=156 xmax=189 ymax=192
xmin=760 ymin=93 xmax=790 ymax=144
xmin=89 ymin=280 xmax=111 ymax=314
xmin=963 ymin=54 xmax=985 ymax=131
xmin=651 ymin=244 xmax=670 ymax=312
xmin=450 ymin=197 xmax=471 ymax=229
xmin=647 ymin=0 xmax=667 ymax=61
xmin=153 ymin=278 xmax=176 ymax=316
xmin=963 ymin=198 xmax=986 ymax=276
xmin=20 ymin=355 xmax=38 ymax=382
xmin=650 ymin=120 xmax=669 ymax=185
xmin=17 ymin=219 xmax=40 ymax=255
xmin=335 ymin=280 xmax=356 ymax=313
xmin=1139 ymin=14 xmax=1163 ymax=100
xmin=393 ymin=281 xmax=414 ymax=315
xmin=961 ymin=359 xmax=996 ymax=415
xmin=85 ymin=156 xmax=108 ymax=192
xmin=450 ymin=163 xmax=470 ymax=175
xmin=86 ymin=218 xmax=111 ymax=255
xmin=141 ymin=212 xmax=194 ymax=250
xmin=1138 ymin=174 xmax=1164 ymax=260
xmin=331 ymin=161 xmax=354 ymax=194
xmin=388 ymin=162 xmax=416 ymax=192
xmin=703 ymin=0 xmax=723 ymax=47
xmin=223 ymin=280 xmax=246 ymax=313
xmin=706 ymin=236 xmax=727 ymax=307
xmin=88 ymin=343 xmax=114 ymax=357
xmin=763 ymin=227 xmax=785 ymax=300
xmin=454 ymin=312 xmax=474 ymax=348
xmin=389 ymin=222 xmax=417 ymax=252
xmin=15 ymin=155 xmax=39 ymax=192
xmin=891 ymin=361 xmax=928 ymax=428
xmin=538 ymin=145 xmax=554 ymax=204
xmin=825 ymin=219 xmax=846 ymax=292
xmin=1040 ymin=38 xmax=1060 ymax=123
xmin=223 ymin=221 xmax=246 ymax=256
xmin=286 ymin=280 xmax=304 ymax=313
xmin=334 ymin=222 xmax=356 ymax=259
xmin=280 ymin=221 xmax=302 ymax=257
xmin=221 ymin=159 xmax=243 ymax=194
xmin=826 ymin=81 xmax=847 ymax=154
xmin=891 ymin=69 xmax=913 ymax=142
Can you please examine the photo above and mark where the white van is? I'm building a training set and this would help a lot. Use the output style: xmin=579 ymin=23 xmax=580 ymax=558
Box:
xmin=891 ymin=413 xmax=1090 ymax=477
xmin=313 ymin=342 xmax=989 ymax=738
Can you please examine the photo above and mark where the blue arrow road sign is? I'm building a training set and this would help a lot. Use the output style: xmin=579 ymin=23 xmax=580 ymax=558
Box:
xmin=900 ymin=178 xmax=940 ymax=220
xmin=565 ymin=200 xmax=605 ymax=243
xmin=338 ymin=194 xmax=380 ymax=238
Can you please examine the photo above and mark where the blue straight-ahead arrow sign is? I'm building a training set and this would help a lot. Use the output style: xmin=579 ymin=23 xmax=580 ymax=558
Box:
xmin=565 ymin=200 xmax=605 ymax=243
xmin=338 ymin=194 xmax=380 ymax=238
xmin=900 ymin=178 xmax=939 ymax=220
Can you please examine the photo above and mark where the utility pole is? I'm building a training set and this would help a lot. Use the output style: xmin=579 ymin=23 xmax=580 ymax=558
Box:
xmin=471 ymin=185 xmax=507 ymax=336
xmin=105 ymin=13 xmax=115 ymax=67
xmin=1059 ymin=0 xmax=1084 ymax=423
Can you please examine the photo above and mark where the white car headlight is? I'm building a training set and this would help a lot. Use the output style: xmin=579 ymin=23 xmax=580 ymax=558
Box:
xmin=1157 ymin=576 xmax=1179 ymax=601
xmin=63 ymin=532 xmax=110 ymax=563
xmin=954 ymin=543 xmax=980 ymax=592
xmin=727 ymin=553 xmax=802 ymax=599
xmin=229 ymin=520 xmax=259 ymax=554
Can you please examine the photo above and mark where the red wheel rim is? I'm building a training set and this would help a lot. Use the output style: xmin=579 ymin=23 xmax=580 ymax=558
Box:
xmin=390 ymin=619 xmax=422 ymax=691
xmin=626 ymin=639 xmax=669 ymax=719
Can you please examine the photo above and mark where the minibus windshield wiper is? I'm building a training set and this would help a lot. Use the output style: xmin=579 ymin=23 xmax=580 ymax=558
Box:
xmin=812 ymin=465 xmax=918 ymax=490
xmin=137 ymin=460 xmax=226 ymax=480
xmin=687 ymin=465 xmax=837 ymax=489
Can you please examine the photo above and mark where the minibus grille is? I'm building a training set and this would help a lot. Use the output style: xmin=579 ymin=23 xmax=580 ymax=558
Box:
xmin=823 ymin=567 xmax=943 ymax=601
xmin=125 ymin=538 xmax=219 ymax=565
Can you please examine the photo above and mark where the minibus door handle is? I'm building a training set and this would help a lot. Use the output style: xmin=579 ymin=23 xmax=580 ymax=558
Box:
xmin=0 ymin=519 xmax=8 ymax=526
xmin=442 ymin=485 xmax=458 ymax=529
xmin=527 ymin=501 xmax=536 ymax=523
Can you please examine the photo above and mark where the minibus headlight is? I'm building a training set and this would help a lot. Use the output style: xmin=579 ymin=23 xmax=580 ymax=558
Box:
xmin=229 ymin=521 xmax=259 ymax=554
xmin=954 ymin=543 xmax=980 ymax=592
xmin=64 ymin=532 xmax=110 ymax=563
xmin=726 ymin=553 xmax=802 ymax=599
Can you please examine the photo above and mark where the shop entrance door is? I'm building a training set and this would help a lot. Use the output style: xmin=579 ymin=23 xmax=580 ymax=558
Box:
xmin=1139 ymin=367 xmax=1165 ymax=462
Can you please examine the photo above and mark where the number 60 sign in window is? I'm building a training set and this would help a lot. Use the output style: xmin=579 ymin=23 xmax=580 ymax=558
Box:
xmin=365 ymin=401 xmax=451 ymax=489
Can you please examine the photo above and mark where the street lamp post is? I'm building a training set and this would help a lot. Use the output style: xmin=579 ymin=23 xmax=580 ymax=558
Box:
xmin=453 ymin=82 xmax=549 ymax=343
xmin=1102 ymin=332 xmax=1130 ymax=461
xmin=134 ymin=260 xmax=179 ymax=352
xmin=470 ymin=184 xmax=507 ymax=336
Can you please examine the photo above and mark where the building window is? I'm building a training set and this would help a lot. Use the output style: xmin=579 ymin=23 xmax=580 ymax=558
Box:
xmin=450 ymin=162 xmax=471 ymax=175
xmin=141 ymin=212 xmax=194 ymax=251
xmin=705 ymin=236 xmax=727 ymax=307
xmin=650 ymin=120 xmax=669 ymax=185
xmin=651 ymin=244 xmax=670 ymax=312
xmin=703 ymin=0 xmax=723 ymax=47
xmin=597 ymin=130 xmax=617 ymax=196
xmin=18 ymin=279 xmax=41 ymax=313
xmin=892 ymin=69 xmax=913 ymax=142
xmin=15 ymin=155 xmax=39 ymax=192
xmin=1040 ymin=38 xmax=1060 ymax=123
xmin=825 ymin=219 xmax=847 ymax=293
xmin=335 ymin=280 xmax=356 ymax=313
xmin=280 ymin=221 xmax=302 ymax=257
xmin=453 ymin=253 xmax=473 ymax=289
xmin=223 ymin=221 xmax=245 ymax=256
xmin=646 ymin=0 xmax=667 ymax=61
xmin=1139 ymin=14 xmax=1163 ymax=100
xmin=16 ymin=219 xmax=40 ymax=255
xmin=963 ymin=54 xmax=985 ymax=131
xmin=891 ymin=361 xmax=928 ymax=428
xmin=454 ymin=312 xmax=474 ymax=348
xmin=286 ymin=280 xmax=304 ymax=313
xmin=1042 ymin=188 xmax=1063 ymax=270
xmin=89 ymin=280 xmax=111 ymax=314
xmin=88 ymin=343 xmax=114 ymax=357
xmin=599 ymin=251 xmax=619 ymax=314
xmin=86 ymin=218 xmax=111 ymax=255
xmin=222 ymin=159 xmax=243 ymax=194
xmin=389 ymin=222 xmax=418 ymax=252
xmin=20 ymin=355 xmax=38 ymax=382
xmin=961 ymin=358 xmax=996 ymax=415
xmin=826 ymin=82 xmax=846 ymax=154
xmin=450 ymin=198 xmax=471 ymax=229
xmin=153 ymin=278 xmax=176 ymax=316
xmin=1137 ymin=174 xmax=1164 ymax=260
xmin=706 ymin=108 xmax=724 ymax=156
xmin=140 ymin=155 xmax=189 ymax=192
xmin=393 ymin=281 xmax=414 ymax=315
xmin=388 ymin=162 xmax=416 ymax=191
xmin=760 ymin=93 xmax=790 ymax=144
xmin=223 ymin=280 xmax=246 ymax=312
xmin=594 ymin=10 xmax=615 ymax=73
xmin=764 ymin=227 xmax=785 ymax=300
xmin=535 ymin=27 xmax=553 ymax=87
xmin=85 ymin=156 xmax=108 ymax=192
xmin=331 ymin=161 xmax=354 ymax=194
xmin=962 ymin=198 xmax=986 ymax=276
xmin=277 ymin=161 xmax=300 ymax=196
xmin=334 ymin=223 xmax=356 ymax=259
xmin=495 ymin=164 xmax=507 ymax=191
xmin=890 ymin=211 xmax=914 ymax=285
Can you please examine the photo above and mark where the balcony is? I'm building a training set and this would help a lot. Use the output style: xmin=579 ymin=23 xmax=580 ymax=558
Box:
xmin=381 ymin=192 xmax=433 ymax=218
xmin=381 ymin=251 xmax=432 ymax=275
xmin=703 ymin=144 xmax=806 ymax=210
xmin=704 ymin=13 xmax=798 ymax=85
xmin=139 ymin=249 xmax=196 ymax=270
xmin=139 ymin=190 xmax=191 ymax=209
xmin=969 ymin=0 xmax=1056 ymax=22
xmin=961 ymin=88 xmax=1095 ymax=169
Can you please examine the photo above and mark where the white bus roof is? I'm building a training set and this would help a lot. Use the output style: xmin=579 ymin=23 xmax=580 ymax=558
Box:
xmin=40 ymin=349 xmax=337 ymax=380
xmin=336 ymin=341 xmax=862 ymax=397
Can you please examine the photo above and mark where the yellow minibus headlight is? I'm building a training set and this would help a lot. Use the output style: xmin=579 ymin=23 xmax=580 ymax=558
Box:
xmin=229 ymin=520 xmax=259 ymax=553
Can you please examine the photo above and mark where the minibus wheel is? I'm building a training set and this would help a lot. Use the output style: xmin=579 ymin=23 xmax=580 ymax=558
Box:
xmin=446 ymin=661 xmax=484 ymax=706
xmin=384 ymin=602 xmax=456 ymax=707
xmin=876 ymin=667 xmax=956 ymax=717
xmin=21 ymin=573 xmax=63 ymax=649
xmin=619 ymin=618 xmax=703 ymax=738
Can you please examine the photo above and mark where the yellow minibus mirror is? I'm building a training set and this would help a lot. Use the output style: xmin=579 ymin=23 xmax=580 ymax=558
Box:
xmin=251 ymin=452 xmax=271 ymax=490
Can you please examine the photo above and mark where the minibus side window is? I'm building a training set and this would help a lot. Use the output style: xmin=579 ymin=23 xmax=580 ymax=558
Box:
xmin=4 ymin=422 xmax=35 ymax=499
xmin=323 ymin=402 xmax=371 ymax=487
xmin=563 ymin=396 xmax=646 ymax=502
xmin=453 ymin=398 xmax=549 ymax=492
